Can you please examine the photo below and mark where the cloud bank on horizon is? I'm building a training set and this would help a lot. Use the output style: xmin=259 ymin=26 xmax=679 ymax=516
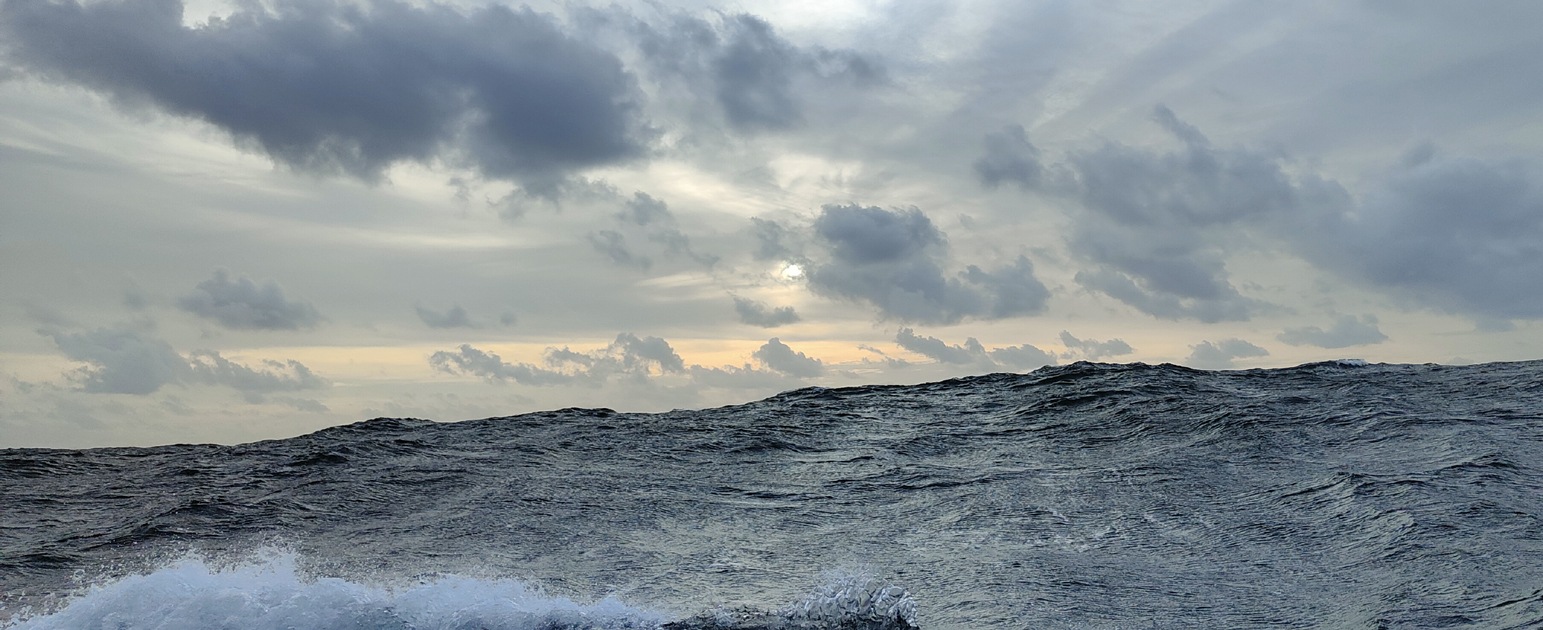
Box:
xmin=2 ymin=0 xmax=1541 ymax=446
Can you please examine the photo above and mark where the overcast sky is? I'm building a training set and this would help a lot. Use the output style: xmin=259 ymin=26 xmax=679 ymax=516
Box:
xmin=3 ymin=0 xmax=1541 ymax=447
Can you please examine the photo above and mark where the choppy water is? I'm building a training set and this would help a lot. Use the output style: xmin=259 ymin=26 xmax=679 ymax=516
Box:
xmin=3 ymin=360 xmax=1542 ymax=629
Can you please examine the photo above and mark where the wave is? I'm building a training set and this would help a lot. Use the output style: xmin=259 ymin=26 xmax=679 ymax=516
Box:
xmin=2 ymin=551 xmax=917 ymax=630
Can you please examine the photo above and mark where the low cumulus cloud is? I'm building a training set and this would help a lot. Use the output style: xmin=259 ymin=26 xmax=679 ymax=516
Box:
xmin=895 ymin=328 xmax=1055 ymax=371
xmin=1058 ymin=331 xmax=1134 ymax=361
xmin=751 ymin=338 xmax=824 ymax=377
xmin=1277 ymin=314 xmax=1388 ymax=349
xmin=690 ymin=337 xmax=826 ymax=388
xmin=804 ymin=204 xmax=1050 ymax=325
xmin=43 ymin=326 xmax=326 ymax=397
xmin=0 ymin=0 xmax=648 ymax=188
xmin=433 ymin=335 xmax=828 ymax=390
xmin=733 ymin=296 xmax=800 ymax=328
xmin=178 ymin=270 xmax=320 ymax=331
xmin=1185 ymin=338 xmax=1269 ymax=370
xmin=430 ymin=333 xmax=686 ymax=387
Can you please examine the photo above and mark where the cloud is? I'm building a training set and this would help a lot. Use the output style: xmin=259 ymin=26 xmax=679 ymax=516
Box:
xmin=428 ymin=345 xmax=572 ymax=386
xmin=1058 ymin=331 xmax=1134 ymax=361
xmin=751 ymin=337 xmax=824 ymax=377
xmin=1001 ymin=106 xmax=1347 ymax=322
xmin=733 ymin=296 xmax=800 ymax=328
xmin=975 ymin=125 xmax=1043 ymax=190
xmin=186 ymin=350 xmax=328 ymax=402
xmin=625 ymin=12 xmax=884 ymax=134
xmin=1299 ymin=150 xmax=1543 ymax=322
xmin=986 ymin=343 xmax=1059 ymax=370
xmin=588 ymin=192 xmax=717 ymax=270
xmin=43 ymin=325 xmax=326 ymax=396
xmin=430 ymin=333 xmax=686 ymax=387
xmin=415 ymin=304 xmax=476 ymax=329
xmin=587 ymin=230 xmax=651 ymax=270
xmin=895 ymin=328 xmax=1054 ymax=370
xmin=749 ymin=217 xmax=795 ymax=261
xmin=806 ymin=204 xmax=1050 ymax=324
xmin=989 ymin=108 xmax=1543 ymax=326
xmin=0 ymin=0 xmax=647 ymax=187
xmin=1185 ymin=338 xmax=1269 ymax=370
xmin=45 ymin=326 xmax=188 ymax=395
xmin=615 ymin=191 xmax=672 ymax=226
xmin=1277 ymin=314 xmax=1388 ymax=349
xmin=178 ymin=270 xmax=321 ymax=331
xmin=685 ymin=364 xmax=790 ymax=390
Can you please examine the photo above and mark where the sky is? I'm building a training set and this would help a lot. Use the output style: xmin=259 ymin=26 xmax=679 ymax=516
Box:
xmin=2 ymin=0 xmax=1541 ymax=447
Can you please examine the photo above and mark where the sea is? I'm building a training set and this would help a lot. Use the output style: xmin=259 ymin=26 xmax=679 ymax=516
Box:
xmin=2 ymin=360 xmax=1541 ymax=629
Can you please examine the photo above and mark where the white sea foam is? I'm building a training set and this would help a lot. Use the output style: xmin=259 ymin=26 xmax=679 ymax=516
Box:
xmin=4 ymin=550 xmax=664 ymax=630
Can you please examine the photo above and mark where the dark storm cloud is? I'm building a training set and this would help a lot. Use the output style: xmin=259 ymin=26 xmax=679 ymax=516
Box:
xmin=1186 ymin=338 xmax=1269 ymax=370
xmin=1057 ymin=331 xmax=1134 ymax=361
xmin=733 ymin=296 xmax=801 ymax=328
xmin=43 ymin=326 xmax=326 ymax=396
xmin=751 ymin=338 xmax=824 ymax=377
xmin=430 ymin=333 xmax=685 ymax=387
xmin=895 ymin=328 xmax=1055 ymax=370
xmin=806 ymin=204 xmax=1050 ymax=324
xmin=178 ymin=270 xmax=321 ymax=331
xmin=1277 ymin=314 xmax=1388 ymax=349
xmin=1301 ymin=150 xmax=1543 ymax=322
xmin=415 ymin=304 xmax=476 ymax=329
xmin=0 ymin=0 xmax=647 ymax=186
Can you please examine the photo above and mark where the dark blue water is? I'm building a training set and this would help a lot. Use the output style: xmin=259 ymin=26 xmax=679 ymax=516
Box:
xmin=3 ymin=361 xmax=1541 ymax=628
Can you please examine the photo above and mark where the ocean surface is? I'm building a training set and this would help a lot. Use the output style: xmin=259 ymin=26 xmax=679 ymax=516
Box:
xmin=3 ymin=360 xmax=1541 ymax=629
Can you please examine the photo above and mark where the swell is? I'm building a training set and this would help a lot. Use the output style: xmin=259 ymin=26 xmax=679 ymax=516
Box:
xmin=3 ymin=359 xmax=1542 ymax=628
